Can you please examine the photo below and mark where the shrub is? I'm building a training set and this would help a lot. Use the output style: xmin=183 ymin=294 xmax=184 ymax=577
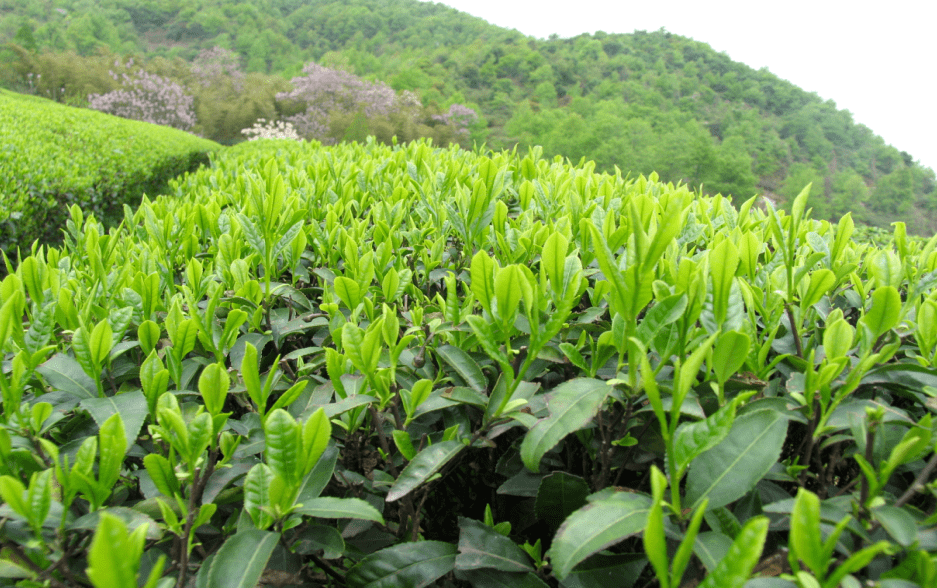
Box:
xmin=0 ymin=89 xmax=218 ymax=256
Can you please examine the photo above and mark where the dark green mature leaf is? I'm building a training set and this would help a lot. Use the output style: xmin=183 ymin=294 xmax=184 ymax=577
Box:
xmin=435 ymin=345 xmax=488 ymax=393
xmin=558 ymin=553 xmax=647 ymax=588
xmin=386 ymin=440 xmax=464 ymax=502
xmin=70 ymin=506 xmax=162 ymax=541
xmin=685 ymin=410 xmax=787 ymax=510
xmin=520 ymin=378 xmax=610 ymax=472
xmin=294 ymin=497 xmax=384 ymax=524
xmin=548 ymin=493 xmax=652 ymax=580
xmin=345 ymin=540 xmax=457 ymax=588
xmin=206 ymin=530 xmax=279 ymax=588
xmin=296 ymin=444 xmax=339 ymax=504
xmin=455 ymin=517 xmax=533 ymax=573
xmin=457 ymin=569 xmax=549 ymax=588
xmin=79 ymin=391 xmax=148 ymax=448
xmin=38 ymin=353 xmax=96 ymax=399
xmin=693 ymin=532 xmax=733 ymax=572
xmin=535 ymin=472 xmax=591 ymax=531
xmin=872 ymin=505 xmax=918 ymax=547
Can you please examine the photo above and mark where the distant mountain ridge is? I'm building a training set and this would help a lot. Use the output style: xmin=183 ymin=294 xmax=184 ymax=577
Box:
xmin=2 ymin=0 xmax=935 ymax=232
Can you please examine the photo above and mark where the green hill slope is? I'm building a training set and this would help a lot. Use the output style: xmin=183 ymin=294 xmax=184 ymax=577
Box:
xmin=0 ymin=89 xmax=219 ymax=254
xmin=2 ymin=0 xmax=935 ymax=232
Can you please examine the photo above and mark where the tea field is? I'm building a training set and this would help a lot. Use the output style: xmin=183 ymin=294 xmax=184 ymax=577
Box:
xmin=1 ymin=120 xmax=937 ymax=587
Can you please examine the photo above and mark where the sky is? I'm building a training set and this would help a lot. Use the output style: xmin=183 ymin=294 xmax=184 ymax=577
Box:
xmin=423 ymin=0 xmax=937 ymax=172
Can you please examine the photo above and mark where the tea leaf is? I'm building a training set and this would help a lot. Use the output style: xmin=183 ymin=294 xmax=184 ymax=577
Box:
xmin=520 ymin=378 xmax=610 ymax=472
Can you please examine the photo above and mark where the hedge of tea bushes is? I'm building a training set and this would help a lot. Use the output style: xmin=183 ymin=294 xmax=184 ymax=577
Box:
xmin=0 ymin=89 xmax=219 ymax=256
xmin=2 ymin=136 xmax=937 ymax=587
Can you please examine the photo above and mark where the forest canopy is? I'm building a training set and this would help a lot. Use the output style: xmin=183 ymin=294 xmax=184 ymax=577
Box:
xmin=1 ymin=0 xmax=934 ymax=232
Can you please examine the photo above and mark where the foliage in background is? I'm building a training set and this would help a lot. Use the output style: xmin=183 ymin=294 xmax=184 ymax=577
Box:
xmin=1 ymin=0 xmax=934 ymax=231
xmin=0 ymin=89 xmax=218 ymax=255
xmin=1 ymin=137 xmax=936 ymax=587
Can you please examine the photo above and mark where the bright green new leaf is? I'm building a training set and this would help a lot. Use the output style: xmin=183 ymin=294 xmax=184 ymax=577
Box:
xmin=264 ymin=409 xmax=302 ymax=487
xmin=86 ymin=512 xmax=147 ymax=588
xmin=137 ymin=320 xmax=160 ymax=356
xmin=790 ymin=488 xmax=824 ymax=577
xmin=697 ymin=517 xmax=769 ymax=588
xmin=823 ymin=315 xmax=855 ymax=361
xmin=0 ymin=475 xmax=28 ymax=519
xmin=334 ymin=276 xmax=362 ymax=311
xmin=859 ymin=286 xmax=901 ymax=340
xmin=302 ymin=407 xmax=331 ymax=476
xmin=198 ymin=362 xmax=230 ymax=416
xmin=470 ymin=250 xmax=496 ymax=316
xmin=240 ymin=342 xmax=264 ymax=410
xmin=671 ymin=500 xmax=708 ymax=587
xmin=673 ymin=334 xmax=716 ymax=413
xmin=97 ymin=412 xmax=127 ymax=492
xmin=392 ymin=429 xmax=417 ymax=461
xmin=802 ymin=269 xmax=836 ymax=309
xmin=711 ymin=330 xmax=750 ymax=385
xmin=143 ymin=453 xmax=180 ymax=498
xmin=382 ymin=267 xmax=400 ymax=302
xmin=644 ymin=498 xmax=670 ymax=588
xmin=709 ymin=238 xmax=739 ymax=328
xmin=541 ymin=231 xmax=569 ymax=296
xmin=494 ymin=264 xmax=527 ymax=331
xmin=244 ymin=463 xmax=275 ymax=530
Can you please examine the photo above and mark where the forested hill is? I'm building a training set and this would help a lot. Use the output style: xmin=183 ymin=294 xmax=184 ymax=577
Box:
xmin=2 ymin=0 xmax=936 ymax=233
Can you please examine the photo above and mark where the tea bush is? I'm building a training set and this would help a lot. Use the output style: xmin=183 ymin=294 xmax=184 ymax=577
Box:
xmin=1 ymin=137 xmax=936 ymax=587
xmin=0 ymin=89 xmax=218 ymax=256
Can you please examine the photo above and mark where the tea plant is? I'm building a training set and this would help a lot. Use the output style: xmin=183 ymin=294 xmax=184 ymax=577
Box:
xmin=0 ymin=137 xmax=935 ymax=587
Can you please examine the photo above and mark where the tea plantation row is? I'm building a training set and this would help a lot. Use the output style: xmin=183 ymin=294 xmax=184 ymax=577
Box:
xmin=1 ymin=131 xmax=936 ymax=587
xmin=0 ymin=90 xmax=219 ymax=255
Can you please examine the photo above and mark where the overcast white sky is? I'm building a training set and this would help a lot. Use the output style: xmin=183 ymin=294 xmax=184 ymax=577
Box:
xmin=424 ymin=0 xmax=936 ymax=172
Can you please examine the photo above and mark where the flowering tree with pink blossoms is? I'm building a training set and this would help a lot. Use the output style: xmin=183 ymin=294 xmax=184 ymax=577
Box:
xmin=191 ymin=47 xmax=244 ymax=90
xmin=275 ymin=62 xmax=478 ymax=146
xmin=87 ymin=62 xmax=196 ymax=131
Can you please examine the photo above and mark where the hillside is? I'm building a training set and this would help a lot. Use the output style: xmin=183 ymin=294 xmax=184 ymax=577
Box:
xmin=2 ymin=0 xmax=935 ymax=232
